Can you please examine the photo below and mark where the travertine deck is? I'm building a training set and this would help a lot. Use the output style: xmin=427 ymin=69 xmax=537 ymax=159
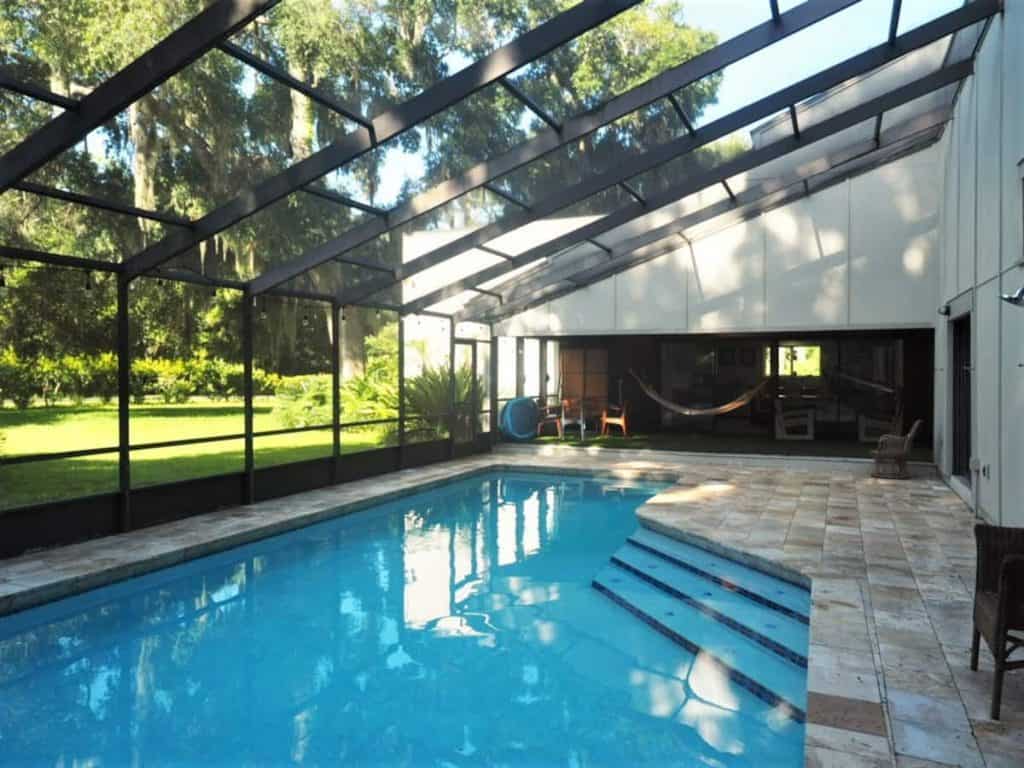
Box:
xmin=1 ymin=444 xmax=1021 ymax=766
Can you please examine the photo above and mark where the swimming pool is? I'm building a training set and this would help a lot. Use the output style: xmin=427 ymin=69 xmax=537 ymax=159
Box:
xmin=0 ymin=471 xmax=807 ymax=766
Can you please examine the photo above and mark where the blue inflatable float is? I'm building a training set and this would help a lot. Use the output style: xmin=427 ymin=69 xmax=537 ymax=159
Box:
xmin=499 ymin=397 xmax=539 ymax=441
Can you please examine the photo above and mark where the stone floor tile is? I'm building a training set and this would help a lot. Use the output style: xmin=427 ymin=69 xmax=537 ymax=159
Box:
xmin=891 ymin=720 xmax=984 ymax=768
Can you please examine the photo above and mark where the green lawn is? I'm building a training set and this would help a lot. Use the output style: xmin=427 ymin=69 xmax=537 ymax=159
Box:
xmin=0 ymin=397 xmax=395 ymax=510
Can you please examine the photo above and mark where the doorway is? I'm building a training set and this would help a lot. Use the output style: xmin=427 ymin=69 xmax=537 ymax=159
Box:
xmin=951 ymin=314 xmax=972 ymax=483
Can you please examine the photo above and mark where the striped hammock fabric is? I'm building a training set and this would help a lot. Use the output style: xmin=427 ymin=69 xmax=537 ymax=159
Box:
xmin=629 ymin=370 xmax=771 ymax=417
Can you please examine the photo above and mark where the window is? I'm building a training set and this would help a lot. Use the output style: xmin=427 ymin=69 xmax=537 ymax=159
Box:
xmin=766 ymin=344 xmax=822 ymax=377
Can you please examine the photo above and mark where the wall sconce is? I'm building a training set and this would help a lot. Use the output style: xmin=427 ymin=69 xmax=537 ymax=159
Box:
xmin=1001 ymin=283 xmax=1024 ymax=307
xmin=937 ymin=304 xmax=951 ymax=316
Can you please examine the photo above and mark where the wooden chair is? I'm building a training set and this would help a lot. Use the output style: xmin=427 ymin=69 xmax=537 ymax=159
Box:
xmin=971 ymin=523 xmax=1024 ymax=719
xmin=871 ymin=419 xmax=922 ymax=479
xmin=536 ymin=399 xmax=563 ymax=438
xmin=774 ymin=399 xmax=815 ymax=441
xmin=601 ymin=401 xmax=629 ymax=438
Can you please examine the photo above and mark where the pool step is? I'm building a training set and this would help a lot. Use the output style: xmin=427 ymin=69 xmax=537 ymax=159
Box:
xmin=628 ymin=527 xmax=810 ymax=622
xmin=593 ymin=565 xmax=807 ymax=721
xmin=611 ymin=543 xmax=808 ymax=666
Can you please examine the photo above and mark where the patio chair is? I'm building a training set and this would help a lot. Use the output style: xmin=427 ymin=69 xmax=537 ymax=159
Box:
xmin=562 ymin=398 xmax=586 ymax=441
xmin=970 ymin=523 xmax=1024 ymax=719
xmin=536 ymin=399 xmax=563 ymax=438
xmin=601 ymin=401 xmax=630 ymax=438
xmin=870 ymin=419 xmax=922 ymax=479
xmin=774 ymin=399 xmax=815 ymax=441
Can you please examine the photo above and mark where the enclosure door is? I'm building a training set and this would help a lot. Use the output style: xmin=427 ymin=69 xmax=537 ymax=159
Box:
xmin=454 ymin=340 xmax=477 ymax=444
xmin=951 ymin=314 xmax=972 ymax=483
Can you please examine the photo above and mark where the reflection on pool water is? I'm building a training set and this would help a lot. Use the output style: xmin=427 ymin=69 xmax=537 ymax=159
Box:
xmin=0 ymin=472 xmax=804 ymax=766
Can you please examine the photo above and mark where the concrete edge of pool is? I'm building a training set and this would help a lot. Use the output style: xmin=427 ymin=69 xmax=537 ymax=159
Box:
xmin=0 ymin=445 xmax=988 ymax=767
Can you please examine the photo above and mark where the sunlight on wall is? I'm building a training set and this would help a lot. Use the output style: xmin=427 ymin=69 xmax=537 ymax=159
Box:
xmin=902 ymin=234 xmax=930 ymax=275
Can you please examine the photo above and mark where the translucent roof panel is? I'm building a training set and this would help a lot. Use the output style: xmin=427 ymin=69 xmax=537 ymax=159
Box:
xmin=322 ymin=83 xmax=534 ymax=210
xmin=896 ymin=0 xmax=965 ymax=37
xmin=227 ymin=0 xmax=574 ymax=117
xmin=504 ymin=0 xmax=767 ymax=126
xmin=676 ymin=0 xmax=897 ymax=132
xmin=164 ymin=189 xmax=368 ymax=282
xmin=0 ymin=188 xmax=181 ymax=263
xmin=24 ymin=48 xmax=361 ymax=220
xmin=0 ymin=91 xmax=58 ymax=155
xmin=0 ymin=1 xmax=216 ymax=93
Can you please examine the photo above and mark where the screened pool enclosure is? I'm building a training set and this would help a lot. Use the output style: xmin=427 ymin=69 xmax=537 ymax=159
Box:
xmin=0 ymin=0 xmax=999 ymax=556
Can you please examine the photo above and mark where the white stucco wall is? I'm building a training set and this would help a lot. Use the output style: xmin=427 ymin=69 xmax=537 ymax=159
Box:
xmin=496 ymin=145 xmax=942 ymax=337
xmin=934 ymin=2 xmax=1024 ymax=526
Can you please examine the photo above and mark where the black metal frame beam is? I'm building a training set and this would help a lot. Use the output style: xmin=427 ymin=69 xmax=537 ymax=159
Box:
xmin=123 ymin=0 xmax=642 ymax=281
xmin=889 ymin=0 xmax=904 ymax=44
xmin=499 ymin=77 xmax=562 ymax=132
xmin=301 ymin=185 xmax=388 ymax=218
xmin=788 ymin=104 xmax=801 ymax=139
xmin=218 ymin=41 xmax=370 ymax=129
xmin=470 ymin=109 xmax=950 ymax=322
xmin=666 ymin=93 xmax=697 ymax=136
xmin=12 ymin=181 xmax=193 ymax=228
xmin=0 ymin=70 xmax=79 ymax=110
xmin=250 ymin=0 xmax=861 ymax=297
xmin=620 ymin=181 xmax=646 ymax=206
xmin=402 ymin=59 xmax=972 ymax=314
xmin=0 ymin=0 xmax=282 ymax=192
xmin=336 ymin=0 xmax=994 ymax=312
xmin=367 ymin=2 xmax=991 ymax=315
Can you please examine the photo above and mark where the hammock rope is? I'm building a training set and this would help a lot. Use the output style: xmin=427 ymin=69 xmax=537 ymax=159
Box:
xmin=629 ymin=370 xmax=771 ymax=417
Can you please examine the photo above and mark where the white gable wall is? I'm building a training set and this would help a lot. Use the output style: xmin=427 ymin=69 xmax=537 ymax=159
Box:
xmin=496 ymin=144 xmax=942 ymax=337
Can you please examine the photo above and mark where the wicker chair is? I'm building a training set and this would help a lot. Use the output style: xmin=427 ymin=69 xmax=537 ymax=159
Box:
xmin=601 ymin=401 xmax=629 ymax=438
xmin=970 ymin=524 xmax=1024 ymax=719
xmin=871 ymin=419 xmax=922 ymax=479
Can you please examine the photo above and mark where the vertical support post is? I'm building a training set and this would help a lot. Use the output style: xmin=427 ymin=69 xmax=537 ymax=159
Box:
xmin=332 ymin=302 xmax=342 ymax=483
xmin=490 ymin=334 xmax=499 ymax=439
xmin=116 ymin=273 xmax=131 ymax=533
xmin=515 ymin=337 xmax=524 ymax=398
xmin=471 ymin=342 xmax=479 ymax=444
xmin=398 ymin=314 xmax=406 ymax=466
xmin=448 ymin=319 xmax=456 ymax=457
xmin=242 ymin=289 xmax=255 ymax=504
xmin=539 ymin=338 xmax=548 ymax=407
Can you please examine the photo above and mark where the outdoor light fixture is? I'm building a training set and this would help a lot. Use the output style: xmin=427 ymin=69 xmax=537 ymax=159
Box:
xmin=938 ymin=304 xmax=951 ymax=316
xmin=1002 ymin=283 xmax=1024 ymax=307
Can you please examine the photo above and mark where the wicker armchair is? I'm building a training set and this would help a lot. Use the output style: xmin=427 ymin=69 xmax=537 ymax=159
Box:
xmin=871 ymin=419 xmax=922 ymax=479
xmin=970 ymin=524 xmax=1024 ymax=719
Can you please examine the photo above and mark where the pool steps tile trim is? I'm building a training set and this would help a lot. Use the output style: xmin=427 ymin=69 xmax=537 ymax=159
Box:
xmin=636 ymin=516 xmax=811 ymax=591
xmin=625 ymin=535 xmax=810 ymax=624
xmin=591 ymin=576 xmax=807 ymax=723
xmin=608 ymin=552 xmax=809 ymax=668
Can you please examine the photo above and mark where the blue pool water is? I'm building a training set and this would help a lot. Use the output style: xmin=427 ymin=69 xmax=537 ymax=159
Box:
xmin=0 ymin=472 xmax=806 ymax=766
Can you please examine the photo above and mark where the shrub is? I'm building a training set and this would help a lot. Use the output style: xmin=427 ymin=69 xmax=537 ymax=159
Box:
xmin=35 ymin=356 xmax=70 ymax=407
xmin=273 ymin=374 xmax=332 ymax=428
xmin=403 ymin=364 xmax=480 ymax=439
xmin=87 ymin=353 xmax=119 ymax=404
xmin=60 ymin=355 xmax=91 ymax=405
xmin=0 ymin=348 xmax=35 ymax=409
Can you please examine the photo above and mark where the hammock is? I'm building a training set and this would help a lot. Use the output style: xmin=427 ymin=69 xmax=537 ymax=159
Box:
xmin=629 ymin=370 xmax=770 ymax=417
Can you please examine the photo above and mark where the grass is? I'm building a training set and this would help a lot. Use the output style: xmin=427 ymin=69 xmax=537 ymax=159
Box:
xmin=0 ymin=397 xmax=396 ymax=510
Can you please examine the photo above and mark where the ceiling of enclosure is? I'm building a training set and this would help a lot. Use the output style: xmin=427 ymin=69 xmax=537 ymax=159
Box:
xmin=0 ymin=0 xmax=997 ymax=319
